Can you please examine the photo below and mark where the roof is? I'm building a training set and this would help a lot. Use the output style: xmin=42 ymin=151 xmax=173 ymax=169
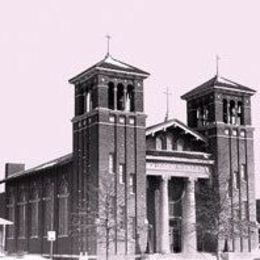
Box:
xmin=0 ymin=217 xmax=13 ymax=225
xmin=0 ymin=153 xmax=73 ymax=183
xmin=181 ymin=75 xmax=256 ymax=100
xmin=146 ymin=118 xmax=207 ymax=143
xmin=69 ymin=54 xmax=150 ymax=84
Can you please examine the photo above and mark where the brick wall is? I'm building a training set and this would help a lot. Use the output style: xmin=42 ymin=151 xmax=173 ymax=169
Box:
xmin=5 ymin=161 xmax=73 ymax=256
xmin=0 ymin=192 xmax=5 ymax=218
xmin=72 ymin=71 xmax=148 ymax=258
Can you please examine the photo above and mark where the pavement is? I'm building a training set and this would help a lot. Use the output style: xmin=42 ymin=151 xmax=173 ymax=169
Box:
xmin=0 ymin=255 xmax=47 ymax=260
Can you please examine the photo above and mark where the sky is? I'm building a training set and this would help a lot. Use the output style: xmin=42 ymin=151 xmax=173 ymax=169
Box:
xmin=0 ymin=0 xmax=260 ymax=196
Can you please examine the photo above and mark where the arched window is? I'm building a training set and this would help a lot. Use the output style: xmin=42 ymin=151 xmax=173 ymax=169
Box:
xmin=176 ymin=138 xmax=184 ymax=151
xmin=58 ymin=180 xmax=69 ymax=236
xmin=166 ymin=135 xmax=173 ymax=151
xmin=30 ymin=183 xmax=40 ymax=237
xmin=117 ymin=84 xmax=125 ymax=111
xmin=85 ymin=90 xmax=92 ymax=113
xmin=108 ymin=82 xmax=115 ymax=110
xmin=237 ymin=101 xmax=244 ymax=125
xmin=197 ymin=106 xmax=203 ymax=127
xmin=7 ymin=189 xmax=15 ymax=238
xmin=223 ymin=99 xmax=228 ymax=123
xmin=126 ymin=85 xmax=134 ymax=112
xmin=202 ymin=106 xmax=209 ymax=126
xmin=229 ymin=100 xmax=236 ymax=125
xmin=43 ymin=180 xmax=54 ymax=236
xmin=197 ymin=105 xmax=209 ymax=126
xmin=17 ymin=188 xmax=26 ymax=238
xmin=78 ymin=88 xmax=85 ymax=115
xmin=43 ymin=181 xmax=54 ymax=236
xmin=156 ymin=136 xmax=163 ymax=150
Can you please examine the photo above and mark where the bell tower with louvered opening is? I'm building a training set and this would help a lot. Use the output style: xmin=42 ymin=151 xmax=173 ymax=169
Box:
xmin=69 ymin=54 xmax=150 ymax=256
xmin=182 ymin=75 xmax=257 ymax=253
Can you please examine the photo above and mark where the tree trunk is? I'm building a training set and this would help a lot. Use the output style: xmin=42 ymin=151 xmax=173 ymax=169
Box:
xmin=216 ymin=251 xmax=221 ymax=260
xmin=216 ymin=234 xmax=221 ymax=260
xmin=106 ymin=221 xmax=109 ymax=260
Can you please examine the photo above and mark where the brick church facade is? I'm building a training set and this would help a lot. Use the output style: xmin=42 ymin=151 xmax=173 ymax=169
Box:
xmin=0 ymin=52 xmax=257 ymax=259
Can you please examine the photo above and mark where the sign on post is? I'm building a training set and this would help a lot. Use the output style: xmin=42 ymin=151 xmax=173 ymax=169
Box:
xmin=47 ymin=231 xmax=56 ymax=260
xmin=47 ymin=231 xmax=56 ymax=241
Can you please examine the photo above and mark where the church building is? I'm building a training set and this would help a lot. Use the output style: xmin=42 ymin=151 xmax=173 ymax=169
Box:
xmin=0 ymin=49 xmax=257 ymax=259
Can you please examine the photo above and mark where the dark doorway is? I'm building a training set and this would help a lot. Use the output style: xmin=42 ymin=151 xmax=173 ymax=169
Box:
xmin=169 ymin=218 xmax=182 ymax=253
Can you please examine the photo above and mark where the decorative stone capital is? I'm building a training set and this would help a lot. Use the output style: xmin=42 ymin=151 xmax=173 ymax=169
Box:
xmin=161 ymin=175 xmax=170 ymax=182
xmin=187 ymin=176 xmax=197 ymax=183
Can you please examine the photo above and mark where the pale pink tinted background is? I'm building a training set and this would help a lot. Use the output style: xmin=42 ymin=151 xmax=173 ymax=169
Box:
xmin=0 ymin=0 xmax=260 ymax=196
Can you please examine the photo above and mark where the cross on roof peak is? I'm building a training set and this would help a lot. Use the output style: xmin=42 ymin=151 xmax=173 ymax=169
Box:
xmin=164 ymin=87 xmax=172 ymax=122
xmin=216 ymin=55 xmax=220 ymax=77
xmin=105 ymin=35 xmax=111 ymax=57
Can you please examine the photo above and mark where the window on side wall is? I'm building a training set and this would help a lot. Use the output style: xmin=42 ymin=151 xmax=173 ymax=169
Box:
xmin=240 ymin=164 xmax=247 ymax=182
xmin=58 ymin=180 xmax=69 ymax=237
xmin=129 ymin=173 xmax=136 ymax=194
xmin=17 ymin=189 xmax=26 ymax=239
xmin=109 ymin=153 xmax=114 ymax=174
xmin=7 ymin=191 xmax=15 ymax=239
xmin=119 ymin=164 xmax=126 ymax=184
xmin=30 ymin=184 xmax=40 ymax=238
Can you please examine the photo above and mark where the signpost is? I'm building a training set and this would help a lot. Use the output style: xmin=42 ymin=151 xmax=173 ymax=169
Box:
xmin=47 ymin=231 xmax=56 ymax=260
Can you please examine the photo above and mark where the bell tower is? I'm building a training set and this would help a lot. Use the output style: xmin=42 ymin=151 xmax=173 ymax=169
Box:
xmin=182 ymin=75 xmax=257 ymax=252
xmin=69 ymin=54 xmax=149 ymax=256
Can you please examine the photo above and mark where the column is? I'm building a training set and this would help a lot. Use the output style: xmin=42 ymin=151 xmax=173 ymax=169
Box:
xmin=227 ymin=102 xmax=230 ymax=124
xmin=182 ymin=177 xmax=197 ymax=254
xmin=160 ymin=176 xmax=170 ymax=254
xmin=86 ymin=91 xmax=91 ymax=112
xmin=123 ymin=85 xmax=127 ymax=111
xmin=234 ymin=101 xmax=238 ymax=125
xmin=2 ymin=225 xmax=6 ymax=254
xmin=114 ymin=84 xmax=117 ymax=110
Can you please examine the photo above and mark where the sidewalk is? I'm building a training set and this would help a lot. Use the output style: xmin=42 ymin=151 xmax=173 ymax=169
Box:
xmin=0 ymin=255 xmax=47 ymax=260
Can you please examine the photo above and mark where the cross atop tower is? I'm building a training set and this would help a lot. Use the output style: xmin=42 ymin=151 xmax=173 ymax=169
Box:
xmin=106 ymin=35 xmax=111 ymax=57
xmin=216 ymin=55 xmax=220 ymax=77
xmin=164 ymin=87 xmax=172 ymax=122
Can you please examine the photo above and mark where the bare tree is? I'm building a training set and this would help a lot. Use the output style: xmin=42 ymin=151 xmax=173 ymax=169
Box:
xmin=71 ymin=172 xmax=137 ymax=260
xmin=196 ymin=177 xmax=257 ymax=260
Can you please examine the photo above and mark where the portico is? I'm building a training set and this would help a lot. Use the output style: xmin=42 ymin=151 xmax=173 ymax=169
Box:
xmin=146 ymin=152 xmax=213 ymax=255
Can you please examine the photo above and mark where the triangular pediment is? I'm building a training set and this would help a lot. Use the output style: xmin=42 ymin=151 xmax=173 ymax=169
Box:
xmin=146 ymin=119 xmax=207 ymax=143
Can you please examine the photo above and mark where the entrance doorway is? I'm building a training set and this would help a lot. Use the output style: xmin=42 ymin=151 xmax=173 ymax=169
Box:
xmin=169 ymin=218 xmax=182 ymax=253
